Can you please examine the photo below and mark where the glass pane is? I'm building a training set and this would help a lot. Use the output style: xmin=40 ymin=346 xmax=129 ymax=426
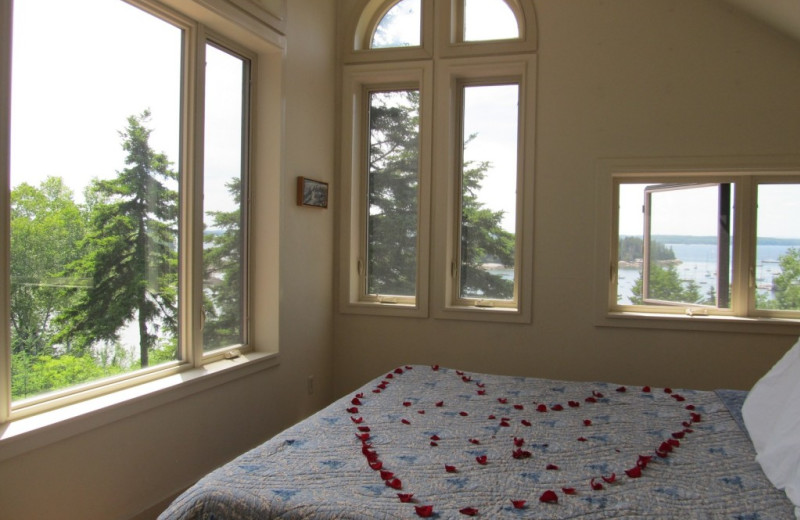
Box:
xmin=755 ymin=184 xmax=800 ymax=311
xmin=10 ymin=0 xmax=182 ymax=401
xmin=617 ymin=183 xmax=733 ymax=308
xmin=371 ymin=0 xmax=421 ymax=49
xmin=202 ymin=44 xmax=247 ymax=351
xmin=459 ymin=84 xmax=519 ymax=301
xmin=366 ymin=90 xmax=420 ymax=298
xmin=464 ymin=0 xmax=520 ymax=42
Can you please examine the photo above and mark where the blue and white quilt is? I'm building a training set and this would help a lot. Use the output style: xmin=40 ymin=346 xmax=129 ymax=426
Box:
xmin=159 ymin=366 xmax=795 ymax=519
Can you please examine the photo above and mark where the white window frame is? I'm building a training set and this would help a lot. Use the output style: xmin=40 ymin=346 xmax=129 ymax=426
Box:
xmin=339 ymin=0 xmax=536 ymax=322
xmin=0 ymin=0 xmax=284 ymax=427
xmin=431 ymin=56 xmax=535 ymax=323
xmin=339 ymin=62 xmax=433 ymax=317
xmin=594 ymin=156 xmax=800 ymax=335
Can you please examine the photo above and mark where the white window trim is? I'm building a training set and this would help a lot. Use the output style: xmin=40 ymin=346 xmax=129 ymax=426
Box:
xmin=594 ymin=156 xmax=800 ymax=335
xmin=0 ymin=0 xmax=284 ymax=426
xmin=338 ymin=61 xmax=433 ymax=318
xmin=431 ymin=55 xmax=535 ymax=323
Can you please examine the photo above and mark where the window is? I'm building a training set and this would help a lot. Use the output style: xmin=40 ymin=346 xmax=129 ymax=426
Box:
xmin=600 ymin=161 xmax=800 ymax=331
xmin=371 ymin=0 xmax=421 ymax=48
xmin=2 ymin=0 xmax=256 ymax=420
xmin=340 ymin=0 xmax=536 ymax=322
xmin=457 ymin=83 xmax=520 ymax=307
xmin=463 ymin=0 xmax=520 ymax=42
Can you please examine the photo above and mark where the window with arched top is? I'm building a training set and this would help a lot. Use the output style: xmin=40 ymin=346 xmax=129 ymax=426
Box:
xmin=463 ymin=0 xmax=520 ymax=42
xmin=370 ymin=0 xmax=421 ymax=48
xmin=339 ymin=0 xmax=536 ymax=323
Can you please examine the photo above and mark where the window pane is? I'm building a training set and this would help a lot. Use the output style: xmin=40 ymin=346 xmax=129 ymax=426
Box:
xmin=202 ymin=44 xmax=247 ymax=351
xmin=755 ymin=184 xmax=800 ymax=312
xmin=459 ymin=84 xmax=518 ymax=301
xmin=371 ymin=0 xmax=421 ymax=49
xmin=616 ymin=183 xmax=733 ymax=309
xmin=464 ymin=0 xmax=520 ymax=42
xmin=10 ymin=0 xmax=182 ymax=401
xmin=366 ymin=90 xmax=420 ymax=297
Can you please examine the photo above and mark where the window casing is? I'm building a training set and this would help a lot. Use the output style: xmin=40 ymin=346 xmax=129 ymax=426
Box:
xmin=1 ymin=0 xmax=262 ymax=421
xmin=595 ymin=158 xmax=800 ymax=334
xmin=340 ymin=0 xmax=536 ymax=322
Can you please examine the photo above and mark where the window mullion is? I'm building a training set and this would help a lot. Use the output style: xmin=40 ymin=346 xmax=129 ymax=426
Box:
xmin=732 ymin=176 xmax=755 ymax=317
xmin=0 ymin=0 xmax=10 ymax=424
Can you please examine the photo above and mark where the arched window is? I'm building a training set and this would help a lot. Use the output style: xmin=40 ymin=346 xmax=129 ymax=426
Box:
xmin=463 ymin=0 xmax=519 ymax=42
xmin=340 ymin=0 xmax=537 ymax=323
xmin=370 ymin=0 xmax=421 ymax=48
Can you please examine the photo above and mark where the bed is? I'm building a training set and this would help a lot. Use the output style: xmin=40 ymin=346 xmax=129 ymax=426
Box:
xmin=159 ymin=343 xmax=800 ymax=519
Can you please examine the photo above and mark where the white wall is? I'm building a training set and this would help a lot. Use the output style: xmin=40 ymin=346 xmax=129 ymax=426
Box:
xmin=333 ymin=0 xmax=800 ymax=396
xmin=0 ymin=1 xmax=337 ymax=518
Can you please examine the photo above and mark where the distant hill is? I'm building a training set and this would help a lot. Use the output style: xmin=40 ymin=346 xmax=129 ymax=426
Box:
xmin=650 ymin=235 xmax=800 ymax=246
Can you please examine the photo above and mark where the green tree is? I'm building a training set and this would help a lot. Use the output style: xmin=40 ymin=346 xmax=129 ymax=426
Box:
xmin=367 ymin=91 xmax=515 ymax=299
xmin=10 ymin=178 xmax=86 ymax=358
xmin=55 ymin=111 xmax=178 ymax=368
xmin=771 ymin=247 xmax=800 ymax=311
xmin=630 ymin=264 xmax=702 ymax=306
xmin=459 ymin=147 xmax=515 ymax=299
xmin=203 ymin=178 xmax=243 ymax=349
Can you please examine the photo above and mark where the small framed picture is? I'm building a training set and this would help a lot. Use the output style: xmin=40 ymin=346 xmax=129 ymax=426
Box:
xmin=297 ymin=176 xmax=329 ymax=208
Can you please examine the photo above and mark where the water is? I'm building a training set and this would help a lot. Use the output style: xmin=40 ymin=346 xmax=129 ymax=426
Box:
xmin=617 ymin=243 xmax=799 ymax=305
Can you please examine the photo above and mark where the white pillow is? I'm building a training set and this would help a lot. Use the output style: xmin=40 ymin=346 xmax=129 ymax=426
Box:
xmin=742 ymin=336 xmax=800 ymax=518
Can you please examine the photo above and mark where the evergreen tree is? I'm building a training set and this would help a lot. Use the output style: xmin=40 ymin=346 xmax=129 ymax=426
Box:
xmin=55 ymin=111 xmax=178 ymax=367
xmin=203 ymin=178 xmax=243 ymax=349
xmin=367 ymin=91 xmax=515 ymax=299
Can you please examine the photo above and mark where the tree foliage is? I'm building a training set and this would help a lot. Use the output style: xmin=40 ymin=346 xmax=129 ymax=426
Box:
xmin=203 ymin=178 xmax=243 ymax=349
xmin=54 ymin=110 xmax=178 ymax=368
xmin=366 ymin=90 xmax=515 ymax=300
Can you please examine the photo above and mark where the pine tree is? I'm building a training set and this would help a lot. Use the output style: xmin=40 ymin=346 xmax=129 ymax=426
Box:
xmin=55 ymin=111 xmax=178 ymax=368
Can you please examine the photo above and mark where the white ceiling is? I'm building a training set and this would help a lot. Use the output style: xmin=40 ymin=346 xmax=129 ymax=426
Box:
xmin=721 ymin=0 xmax=800 ymax=42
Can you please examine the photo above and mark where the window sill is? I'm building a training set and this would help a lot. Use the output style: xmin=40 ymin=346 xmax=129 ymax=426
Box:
xmin=0 ymin=351 xmax=279 ymax=463
xmin=598 ymin=310 xmax=800 ymax=335
xmin=340 ymin=300 xmax=428 ymax=318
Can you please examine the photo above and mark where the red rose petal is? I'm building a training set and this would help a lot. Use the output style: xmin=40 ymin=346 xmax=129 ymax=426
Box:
xmin=512 ymin=500 xmax=526 ymax=509
xmin=403 ymin=402 xmax=412 ymax=407
xmin=638 ymin=455 xmax=653 ymax=468
xmin=351 ymin=416 xmax=364 ymax=424
xmin=415 ymin=505 xmax=434 ymax=517
xmin=546 ymin=464 xmax=559 ymax=470
xmin=539 ymin=490 xmax=559 ymax=504
xmin=347 ymin=407 xmax=359 ymax=414
xmin=430 ymin=441 xmax=438 ymax=447
xmin=477 ymin=390 xmax=486 ymax=396
xmin=536 ymin=404 xmax=548 ymax=413
xmin=398 ymin=493 xmax=414 ymax=503
xmin=394 ymin=368 xmax=404 ymax=374
xmin=562 ymin=487 xmax=577 ymax=495
xmin=460 ymin=411 xmax=469 ymax=417
xmin=686 ymin=404 xmax=696 ymax=410
xmin=369 ymin=460 xmax=383 ymax=470
xmin=585 ymin=397 xmax=597 ymax=403
xmin=430 ymin=435 xmax=441 ymax=441
xmin=602 ymin=473 xmax=617 ymax=484
xmin=568 ymin=401 xmax=580 ymax=408
xmin=401 ymin=419 xmax=411 ymax=425
xmin=432 ymin=364 xmax=439 ymax=371
xmin=418 ymin=410 xmax=425 ymax=415
xmin=445 ymin=464 xmax=457 ymax=473
xmin=512 ymin=448 xmax=532 ymax=459
xmin=583 ymin=419 xmax=592 ymax=426
xmin=521 ymin=420 xmax=532 ymax=426
xmin=469 ymin=438 xmax=480 ymax=445
xmin=642 ymin=386 xmax=651 ymax=393
xmin=551 ymin=404 xmax=564 ymax=411
xmin=436 ymin=401 xmax=444 ymax=407
xmin=593 ymin=391 xmax=604 ymax=398
xmin=498 ymin=398 xmax=508 ymax=404
xmin=590 ymin=478 xmax=604 ymax=490
xmin=513 ymin=437 xmax=525 ymax=447
xmin=691 ymin=412 xmax=702 ymax=422
xmin=514 ymin=404 xmax=524 ymax=410
xmin=616 ymin=386 xmax=627 ymax=392
xmin=577 ymin=437 xmax=588 ymax=442
xmin=351 ymin=398 xmax=362 ymax=405
xmin=380 ymin=470 xmax=394 ymax=480
xmin=459 ymin=507 xmax=478 ymax=516
xmin=476 ymin=455 xmax=488 ymax=465
xmin=358 ymin=426 xmax=371 ymax=432
xmin=625 ymin=466 xmax=642 ymax=478
xmin=386 ymin=478 xmax=402 ymax=490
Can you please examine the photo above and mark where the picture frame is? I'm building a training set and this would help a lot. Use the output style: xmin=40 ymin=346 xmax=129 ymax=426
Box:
xmin=297 ymin=176 xmax=329 ymax=208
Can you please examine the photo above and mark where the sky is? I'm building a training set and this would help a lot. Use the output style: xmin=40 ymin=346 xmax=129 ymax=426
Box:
xmin=10 ymin=0 xmax=241 ymax=217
